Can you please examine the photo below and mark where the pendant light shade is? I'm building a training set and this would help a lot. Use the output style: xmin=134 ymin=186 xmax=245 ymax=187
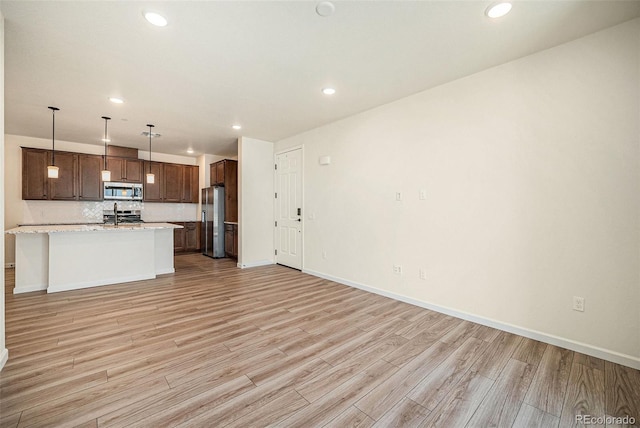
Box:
xmin=47 ymin=166 xmax=59 ymax=178
xmin=101 ymin=116 xmax=112 ymax=182
xmin=146 ymin=124 xmax=155 ymax=184
xmin=47 ymin=106 xmax=60 ymax=179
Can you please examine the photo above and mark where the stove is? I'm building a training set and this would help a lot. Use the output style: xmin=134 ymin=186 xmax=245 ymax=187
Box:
xmin=103 ymin=209 xmax=143 ymax=224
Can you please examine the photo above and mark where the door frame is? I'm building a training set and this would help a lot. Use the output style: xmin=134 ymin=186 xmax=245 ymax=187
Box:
xmin=274 ymin=145 xmax=304 ymax=270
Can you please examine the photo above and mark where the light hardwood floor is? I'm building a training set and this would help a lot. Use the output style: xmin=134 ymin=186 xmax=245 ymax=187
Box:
xmin=1 ymin=253 xmax=639 ymax=427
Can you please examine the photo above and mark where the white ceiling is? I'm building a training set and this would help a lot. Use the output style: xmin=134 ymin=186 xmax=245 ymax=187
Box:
xmin=2 ymin=1 xmax=639 ymax=158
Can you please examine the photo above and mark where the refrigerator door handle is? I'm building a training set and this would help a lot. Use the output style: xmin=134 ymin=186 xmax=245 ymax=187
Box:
xmin=201 ymin=210 xmax=206 ymax=222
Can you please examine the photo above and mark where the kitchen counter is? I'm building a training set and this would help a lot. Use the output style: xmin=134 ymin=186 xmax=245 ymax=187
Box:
xmin=6 ymin=223 xmax=182 ymax=294
xmin=7 ymin=223 xmax=182 ymax=234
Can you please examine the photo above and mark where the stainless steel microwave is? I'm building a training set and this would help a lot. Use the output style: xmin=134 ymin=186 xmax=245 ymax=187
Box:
xmin=103 ymin=182 xmax=143 ymax=201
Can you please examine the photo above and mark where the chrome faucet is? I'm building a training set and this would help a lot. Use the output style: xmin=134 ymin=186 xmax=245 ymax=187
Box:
xmin=113 ymin=202 xmax=118 ymax=227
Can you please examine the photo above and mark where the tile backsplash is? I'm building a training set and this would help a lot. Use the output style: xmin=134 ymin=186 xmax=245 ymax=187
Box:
xmin=20 ymin=200 xmax=199 ymax=225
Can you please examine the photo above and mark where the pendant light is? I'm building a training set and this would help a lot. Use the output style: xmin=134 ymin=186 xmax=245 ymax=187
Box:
xmin=101 ymin=116 xmax=112 ymax=182
xmin=146 ymin=124 xmax=155 ymax=184
xmin=47 ymin=106 xmax=60 ymax=178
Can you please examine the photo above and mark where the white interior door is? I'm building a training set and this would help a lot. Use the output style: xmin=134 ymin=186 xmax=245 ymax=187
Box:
xmin=275 ymin=149 xmax=302 ymax=269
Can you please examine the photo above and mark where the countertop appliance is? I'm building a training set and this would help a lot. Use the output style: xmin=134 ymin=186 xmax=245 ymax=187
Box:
xmin=104 ymin=182 xmax=143 ymax=201
xmin=201 ymin=186 xmax=225 ymax=258
xmin=103 ymin=209 xmax=143 ymax=224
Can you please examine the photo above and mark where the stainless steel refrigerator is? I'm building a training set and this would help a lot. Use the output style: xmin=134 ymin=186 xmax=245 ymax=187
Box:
xmin=201 ymin=186 xmax=225 ymax=258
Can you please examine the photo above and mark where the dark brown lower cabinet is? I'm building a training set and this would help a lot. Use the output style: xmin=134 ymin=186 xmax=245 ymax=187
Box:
xmin=173 ymin=226 xmax=185 ymax=252
xmin=185 ymin=222 xmax=200 ymax=251
xmin=224 ymin=223 xmax=238 ymax=259
xmin=172 ymin=222 xmax=201 ymax=253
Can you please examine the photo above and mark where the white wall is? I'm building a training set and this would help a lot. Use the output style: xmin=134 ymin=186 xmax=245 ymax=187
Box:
xmin=238 ymin=137 xmax=274 ymax=268
xmin=276 ymin=19 xmax=640 ymax=368
xmin=4 ymin=135 xmax=201 ymax=265
xmin=0 ymin=12 xmax=7 ymax=371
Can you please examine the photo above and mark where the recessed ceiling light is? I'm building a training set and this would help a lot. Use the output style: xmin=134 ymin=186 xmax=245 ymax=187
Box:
xmin=232 ymin=124 xmax=242 ymax=130
xmin=109 ymin=97 xmax=124 ymax=104
xmin=187 ymin=148 xmax=194 ymax=154
xmin=322 ymin=87 xmax=336 ymax=95
xmin=144 ymin=11 xmax=168 ymax=27
xmin=486 ymin=2 xmax=512 ymax=18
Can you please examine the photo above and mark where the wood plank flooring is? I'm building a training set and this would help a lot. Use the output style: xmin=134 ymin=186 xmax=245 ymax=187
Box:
xmin=1 ymin=253 xmax=639 ymax=427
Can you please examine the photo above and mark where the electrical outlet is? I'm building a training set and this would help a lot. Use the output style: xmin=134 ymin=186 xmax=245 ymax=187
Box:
xmin=322 ymin=250 xmax=327 ymax=259
xmin=393 ymin=265 xmax=402 ymax=275
xmin=395 ymin=192 xmax=402 ymax=201
xmin=419 ymin=189 xmax=427 ymax=200
xmin=419 ymin=269 xmax=427 ymax=280
xmin=573 ymin=296 xmax=585 ymax=312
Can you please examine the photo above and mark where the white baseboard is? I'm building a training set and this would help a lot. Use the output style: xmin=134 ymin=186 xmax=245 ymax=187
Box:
xmin=47 ymin=273 xmax=156 ymax=293
xmin=156 ymin=268 xmax=175 ymax=275
xmin=238 ymin=260 xmax=274 ymax=269
xmin=0 ymin=348 xmax=8 ymax=372
xmin=5 ymin=263 xmax=15 ymax=268
xmin=14 ymin=283 xmax=47 ymax=294
xmin=303 ymin=268 xmax=640 ymax=371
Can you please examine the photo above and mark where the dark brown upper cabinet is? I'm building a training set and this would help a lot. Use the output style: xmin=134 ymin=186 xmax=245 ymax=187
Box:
xmin=163 ymin=163 xmax=184 ymax=202
xmin=22 ymin=148 xmax=103 ymax=201
xmin=209 ymin=159 xmax=237 ymax=223
xmin=22 ymin=148 xmax=50 ymax=200
xmin=22 ymin=146 xmax=198 ymax=204
xmin=144 ymin=162 xmax=199 ymax=203
xmin=182 ymin=165 xmax=199 ymax=203
xmin=77 ymin=155 xmax=104 ymax=201
xmin=49 ymin=151 xmax=77 ymax=201
xmin=106 ymin=157 xmax=143 ymax=183
xmin=142 ymin=161 xmax=164 ymax=202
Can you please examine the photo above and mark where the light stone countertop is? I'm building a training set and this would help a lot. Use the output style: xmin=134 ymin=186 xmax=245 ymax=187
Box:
xmin=6 ymin=223 xmax=183 ymax=234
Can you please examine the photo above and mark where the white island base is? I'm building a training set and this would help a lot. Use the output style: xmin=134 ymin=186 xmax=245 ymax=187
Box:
xmin=7 ymin=223 xmax=181 ymax=294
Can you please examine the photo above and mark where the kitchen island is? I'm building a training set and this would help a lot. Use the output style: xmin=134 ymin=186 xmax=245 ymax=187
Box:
xmin=6 ymin=223 xmax=182 ymax=294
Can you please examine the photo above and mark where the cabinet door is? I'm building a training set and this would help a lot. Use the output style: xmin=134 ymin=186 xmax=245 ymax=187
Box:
xmin=185 ymin=222 xmax=199 ymax=251
xmin=49 ymin=152 xmax=77 ymax=201
xmin=106 ymin=157 xmax=125 ymax=181
xmin=195 ymin=222 xmax=201 ymax=251
xmin=224 ymin=224 xmax=238 ymax=258
xmin=233 ymin=224 xmax=238 ymax=258
xmin=210 ymin=161 xmax=224 ymax=185
xmin=181 ymin=165 xmax=199 ymax=203
xmin=224 ymin=160 xmax=238 ymax=222
xmin=22 ymin=148 xmax=49 ymax=200
xmin=173 ymin=223 xmax=185 ymax=252
xmin=163 ymin=164 xmax=184 ymax=202
xmin=143 ymin=162 xmax=164 ymax=202
xmin=78 ymin=155 xmax=103 ymax=201
xmin=216 ymin=162 xmax=225 ymax=185
xmin=124 ymin=159 xmax=143 ymax=183
xmin=224 ymin=225 xmax=234 ymax=256
xmin=212 ymin=163 xmax=216 ymax=186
